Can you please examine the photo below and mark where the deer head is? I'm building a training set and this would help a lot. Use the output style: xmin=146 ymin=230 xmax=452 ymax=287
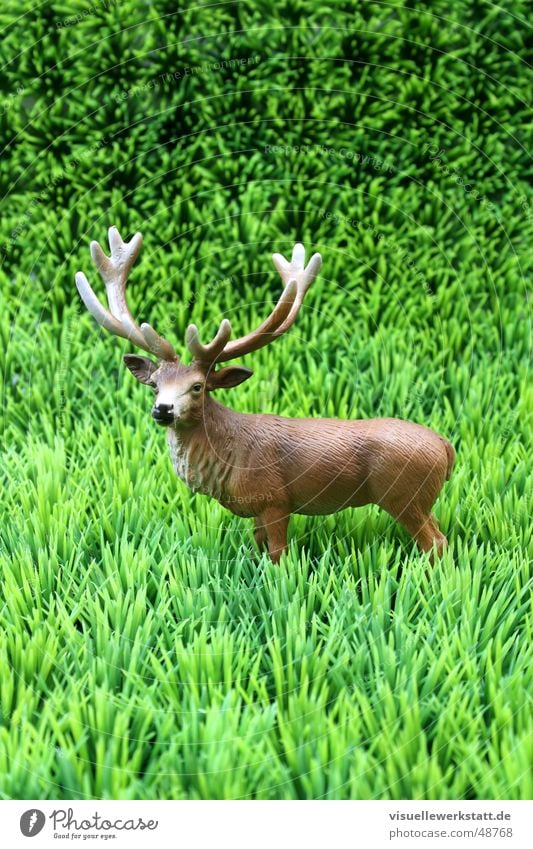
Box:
xmin=75 ymin=226 xmax=322 ymax=427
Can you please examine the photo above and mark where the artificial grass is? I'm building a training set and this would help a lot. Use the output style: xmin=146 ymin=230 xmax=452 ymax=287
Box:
xmin=0 ymin=0 xmax=531 ymax=800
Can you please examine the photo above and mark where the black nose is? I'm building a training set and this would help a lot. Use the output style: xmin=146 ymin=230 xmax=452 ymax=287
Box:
xmin=152 ymin=403 xmax=174 ymax=425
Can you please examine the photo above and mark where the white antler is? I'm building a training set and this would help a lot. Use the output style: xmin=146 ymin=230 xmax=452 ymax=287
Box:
xmin=186 ymin=243 xmax=322 ymax=364
xmin=75 ymin=226 xmax=177 ymax=361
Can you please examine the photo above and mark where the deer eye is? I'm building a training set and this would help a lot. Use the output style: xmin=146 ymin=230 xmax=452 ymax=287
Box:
xmin=191 ymin=383 xmax=203 ymax=393
xmin=148 ymin=381 xmax=157 ymax=391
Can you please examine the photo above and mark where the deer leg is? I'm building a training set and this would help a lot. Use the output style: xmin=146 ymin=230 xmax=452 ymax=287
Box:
xmin=253 ymin=517 xmax=268 ymax=552
xmin=423 ymin=515 xmax=448 ymax=562
xmin=260 ymin=507 xmax=290 ymax=564
xmin=397 ymin=512 xmax=448 ymax=563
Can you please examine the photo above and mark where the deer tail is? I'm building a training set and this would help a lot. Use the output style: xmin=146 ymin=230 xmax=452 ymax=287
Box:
xmin=442 ymin=438 xmax=455 ymax=480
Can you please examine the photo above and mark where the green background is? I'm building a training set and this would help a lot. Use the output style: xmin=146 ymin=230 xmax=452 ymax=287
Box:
xmin=0 ymin=1 xmax=531 ymax=799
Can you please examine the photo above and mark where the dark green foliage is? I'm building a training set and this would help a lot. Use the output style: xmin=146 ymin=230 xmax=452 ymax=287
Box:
xmin=0 ymin=1 xmax=531 ymax=799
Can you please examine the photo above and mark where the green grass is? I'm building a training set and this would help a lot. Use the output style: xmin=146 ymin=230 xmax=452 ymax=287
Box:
xmin=0 ymin=0 xmax=531 ymax=799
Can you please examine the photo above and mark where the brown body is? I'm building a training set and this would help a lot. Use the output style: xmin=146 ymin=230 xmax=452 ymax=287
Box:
xmin=166 ymin=396 xmax=454 ymax=561
xmin=76 ymin=229 xmax=454 ymax=563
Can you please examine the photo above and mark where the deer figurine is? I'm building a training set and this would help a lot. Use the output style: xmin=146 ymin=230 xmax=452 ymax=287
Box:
xmin=75 ymin=226 xmax=454 ymax=563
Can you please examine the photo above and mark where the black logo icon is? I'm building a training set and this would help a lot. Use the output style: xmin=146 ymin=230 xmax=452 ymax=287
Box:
xmin=20 ymin=810 xmax=46 ymax=837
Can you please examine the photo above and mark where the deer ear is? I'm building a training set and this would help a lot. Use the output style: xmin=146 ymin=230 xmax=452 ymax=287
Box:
xmin=206 ymin=366 xmax=253 ymax=390
xmin=123 ymin=354 xmax=157 ymax=384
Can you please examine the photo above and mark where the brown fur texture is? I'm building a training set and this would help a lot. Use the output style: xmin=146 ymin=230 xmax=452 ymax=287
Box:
xmin=158 ymin=389 xmax=455 ymax=563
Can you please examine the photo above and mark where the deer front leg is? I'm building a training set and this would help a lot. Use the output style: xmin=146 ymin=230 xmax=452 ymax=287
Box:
xmin=258 ymin=507 xmax=290 ymax=563
xmin=253 ymin=516 xmax=268 ymax=552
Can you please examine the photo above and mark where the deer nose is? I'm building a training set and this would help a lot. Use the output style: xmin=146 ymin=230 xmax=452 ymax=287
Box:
xmin=152 ymin=402 xmax=174 ymax=424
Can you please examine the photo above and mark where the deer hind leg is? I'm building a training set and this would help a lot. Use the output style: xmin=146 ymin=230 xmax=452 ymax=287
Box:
xmin=259 ymin=507 xmax=290 ymax=564
xmin=397 ymin=511 xmax=448 ymax=562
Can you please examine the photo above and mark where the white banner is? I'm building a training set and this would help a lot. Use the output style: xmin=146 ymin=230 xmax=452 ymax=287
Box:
xmin=1 ymin=800 xmax=531 ymax=848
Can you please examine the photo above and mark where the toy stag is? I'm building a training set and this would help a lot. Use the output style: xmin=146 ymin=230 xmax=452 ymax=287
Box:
xmin=76 ymin=227 xmax=454 ymax=563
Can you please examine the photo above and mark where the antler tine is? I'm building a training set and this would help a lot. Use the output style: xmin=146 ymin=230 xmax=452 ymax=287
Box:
xmin=186 ymin=318 xmax=232 ymax=364
xmin=271 ymin=244 xmax=322 ymax=334
xmin=75 ymin=226 xmax=178 ymax=361
xmin=203 ymin=243 xmax=321 ymax=364
xmin=140 ymin=322 xmax=177 ymax=361
xmin=88 ymin=230 xmax=148 ymax=350
xmin=185 ymin=278 xmax=298 ymax=365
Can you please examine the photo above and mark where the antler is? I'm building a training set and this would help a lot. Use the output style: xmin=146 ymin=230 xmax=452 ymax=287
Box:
xmin=186 ymin=243 xmax=322 ymax=365
xmin=75 ymin=226 xmax=178 ymax=361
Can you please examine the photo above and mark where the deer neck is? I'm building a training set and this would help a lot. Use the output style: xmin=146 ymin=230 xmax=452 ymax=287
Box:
xmin=166 ymin=396 xmax=241 ymax=498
